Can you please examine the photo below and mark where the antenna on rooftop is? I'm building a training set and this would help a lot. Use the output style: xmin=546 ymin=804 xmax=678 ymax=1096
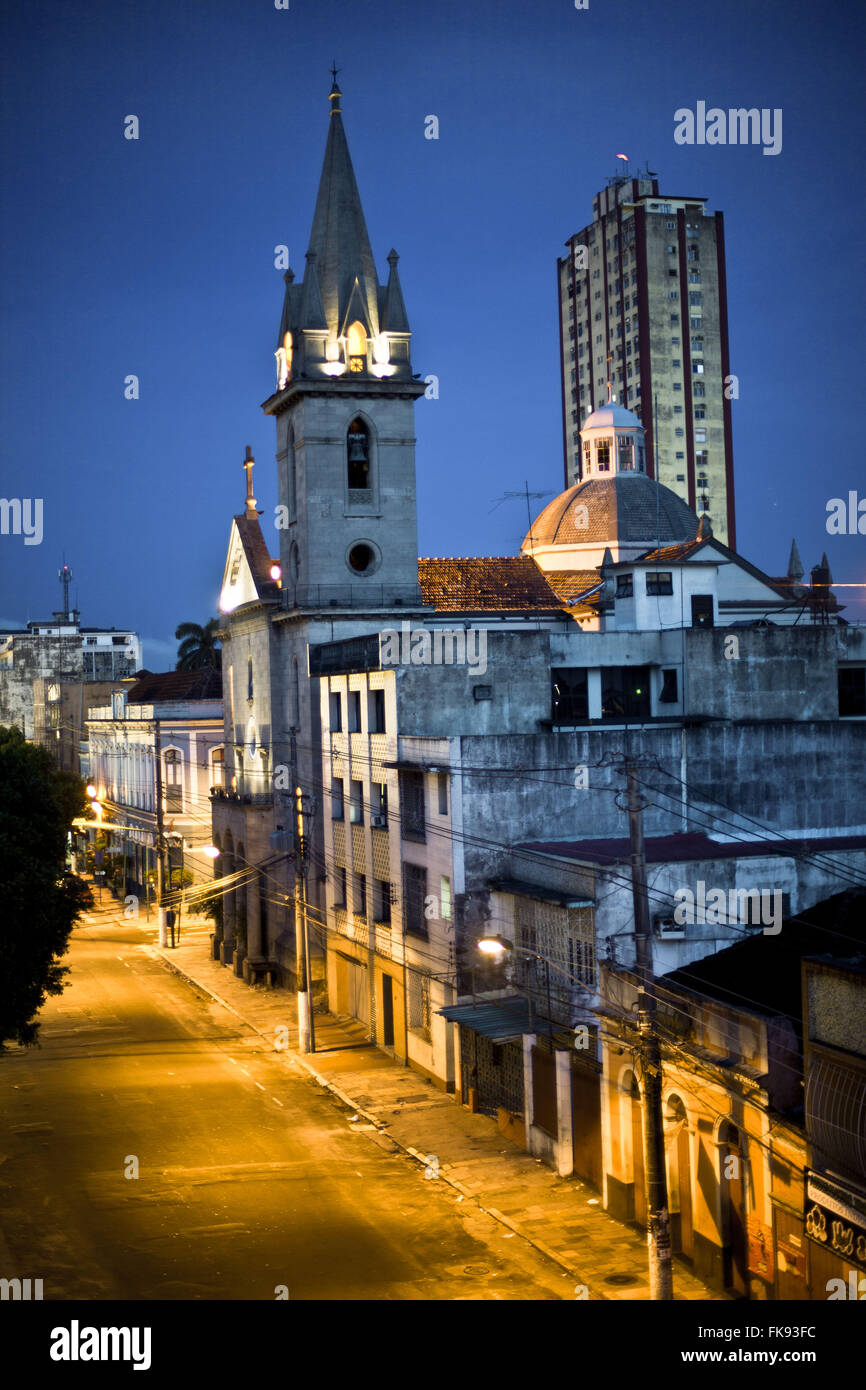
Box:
xmin=58 ymin=562 xmax=73 ymax=619
xmin=489 ymin=481 xmax=553 ymax=556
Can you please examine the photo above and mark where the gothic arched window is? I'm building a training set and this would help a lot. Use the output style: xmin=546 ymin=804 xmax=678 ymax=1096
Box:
xmin=347 ymin=417 xmax=370 ymax=490
xmin=347 ymin=320 xmax=366 ymax=372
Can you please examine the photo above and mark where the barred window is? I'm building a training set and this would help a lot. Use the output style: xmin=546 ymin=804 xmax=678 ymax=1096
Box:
xmin=408 ymin=971 xmax=431 ymax=1039
xmin=403 ymin=862 xmax=428 ymax=938
xmin=514 ymin=898 xmax=597 ymax=1027
xmin=400 ymin=771 xmax=426 ymax=842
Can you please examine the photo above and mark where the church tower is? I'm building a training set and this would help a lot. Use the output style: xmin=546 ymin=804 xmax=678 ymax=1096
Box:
xmin=264 ymin=77 xmax=426 ymax=605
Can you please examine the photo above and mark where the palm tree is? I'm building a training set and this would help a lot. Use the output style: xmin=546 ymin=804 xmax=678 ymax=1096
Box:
xmin=175 ymin=619 xmax=221 ymax=671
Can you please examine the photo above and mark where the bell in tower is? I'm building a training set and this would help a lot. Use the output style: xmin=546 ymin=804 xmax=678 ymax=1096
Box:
xmin=347 ymin=418 xmax=370 ymax=489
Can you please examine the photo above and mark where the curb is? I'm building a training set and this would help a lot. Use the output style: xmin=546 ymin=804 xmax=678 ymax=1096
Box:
xmin=149 ymin=945 xmax=607 ymax=1298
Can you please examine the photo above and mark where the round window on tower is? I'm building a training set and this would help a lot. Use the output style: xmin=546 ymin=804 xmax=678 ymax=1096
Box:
xmin=346 ymin=541 xmax=380 ymax=576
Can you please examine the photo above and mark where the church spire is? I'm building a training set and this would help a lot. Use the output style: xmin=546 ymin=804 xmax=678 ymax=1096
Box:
xmin=269 ymin=75 xmax=415 ymax=391
xmin=243 ymin=446 xmax=258 ymax=520
xmin=382 ymin=249 xmax=410 ymax=333
xmin=306 ymin=73 xmax=380 ymax=341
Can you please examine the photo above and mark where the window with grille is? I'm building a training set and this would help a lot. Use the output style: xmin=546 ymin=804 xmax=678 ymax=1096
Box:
xmin=403 ymin=862 xmax=428 ymax=938
xmin=408 ymin=971 xmax=431 ymax=1039
xmin=375 ymin=879 xmax=392 ymax=923
xmin=515 ymin=898 xmax=597 ymax=1025
xmin=400 ymin=771 xmax=426 ymax=842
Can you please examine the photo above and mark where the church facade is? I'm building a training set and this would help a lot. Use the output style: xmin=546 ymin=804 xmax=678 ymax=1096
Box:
xmin=208 ymin=80 xmax=866 ymax=1148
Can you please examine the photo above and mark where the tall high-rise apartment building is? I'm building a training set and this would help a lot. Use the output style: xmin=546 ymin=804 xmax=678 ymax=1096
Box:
xmin=557 ymin=169 xmax=735 ymax=548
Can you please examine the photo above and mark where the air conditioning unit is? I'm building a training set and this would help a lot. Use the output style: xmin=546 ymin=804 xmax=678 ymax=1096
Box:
xmin=371 ymin=814 xmax=387 ymax=829
xmin=654 ymin=914 xmax=685 ymax=940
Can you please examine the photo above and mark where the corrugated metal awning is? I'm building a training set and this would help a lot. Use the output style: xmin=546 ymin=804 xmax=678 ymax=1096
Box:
xmin=438 ymin=997 xmax=534 ymax=1041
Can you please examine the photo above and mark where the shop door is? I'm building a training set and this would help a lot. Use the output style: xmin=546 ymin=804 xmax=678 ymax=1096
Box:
xmin=346 ymin=959 xmax=369 ymax=1025
xmin=382 ymin=973 xmax=394 ymax=1047
xmin=571 ymin=1060 xmax=602 ymax=1189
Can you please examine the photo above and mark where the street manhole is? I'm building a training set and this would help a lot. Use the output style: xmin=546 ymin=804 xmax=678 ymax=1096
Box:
xmin=604 ymin=1273 xmax=639 ymax=1286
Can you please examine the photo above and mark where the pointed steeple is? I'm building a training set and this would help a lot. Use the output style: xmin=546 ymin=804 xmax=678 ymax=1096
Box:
xmin=787 ymin=538 xmax=803 ymax=583
xmin=306 ymin=76 xmax=380 ymax=340
xmin=300 ymin=251 xmax=327 ymax=331
xmin=381 ymin=249 xmax=410 ymax=333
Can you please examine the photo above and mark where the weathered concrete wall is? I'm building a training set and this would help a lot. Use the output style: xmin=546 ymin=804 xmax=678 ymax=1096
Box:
xmin=0 ymin=635 xmax=81 ymax=738
xmin=683 ymin=626 xmax=839 ymax=721
xmin=395 ymin=630 xmax=550 ymax=736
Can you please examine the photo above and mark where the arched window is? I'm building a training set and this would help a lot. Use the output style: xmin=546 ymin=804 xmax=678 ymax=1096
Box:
xmin=164 ymin=750 xmax=183 ymax=812
xmin=211 ymin=746 xmax=225 ymax=790
xmin=346 ymin=320 xmax=367 ymax=371
xmin=247 ymin=658 xmax=253 ymax=702
xmin=347 ymin=418 xmax=370 ymax=490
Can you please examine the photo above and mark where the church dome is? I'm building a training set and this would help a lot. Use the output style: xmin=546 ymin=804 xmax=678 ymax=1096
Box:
xmin=524 ymin=475 xmax=700 ymax=549
xmin=582 ymin=402 xmax=642 ymax=431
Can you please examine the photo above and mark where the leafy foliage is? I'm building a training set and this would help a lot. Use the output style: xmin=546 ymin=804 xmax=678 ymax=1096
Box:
xmin=175 ymin=619 xmax=221 ymax=671
xmin=0 ymin=728 xmax=94 ymax=1050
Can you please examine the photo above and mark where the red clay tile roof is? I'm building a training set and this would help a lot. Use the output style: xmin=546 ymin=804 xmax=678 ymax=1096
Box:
xmin=542 ymin=570 xmax=604 ymax=604
xmin=126 ymin=668 xmax=223 ymax=703
xmin=418 ymin=556 xmax=562 ymax=611
xmin=634 ymin=539 xmax=706 ymax=564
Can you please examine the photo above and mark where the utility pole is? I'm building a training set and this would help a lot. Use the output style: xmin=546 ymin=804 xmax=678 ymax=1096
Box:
xmin=294 ymin=781 xmax=314 ymax=1053
xmin=154 ymin=717 xmax=169 ymax=948
xmin=625 ymin=755 xmax=673 ymax=1301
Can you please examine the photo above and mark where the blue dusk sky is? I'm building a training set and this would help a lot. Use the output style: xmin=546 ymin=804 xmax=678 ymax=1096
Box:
xmin=1 ymin=0 xmax=864 ymax=664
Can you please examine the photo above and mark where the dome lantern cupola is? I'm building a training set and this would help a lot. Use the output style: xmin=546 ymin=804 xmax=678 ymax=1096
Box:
xmin=579 ymin=400 xmax=646 ymax=481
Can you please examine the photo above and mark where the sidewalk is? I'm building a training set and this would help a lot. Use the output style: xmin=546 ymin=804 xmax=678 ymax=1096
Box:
xmin=145 ymin=920 xmax=726 ymax=1302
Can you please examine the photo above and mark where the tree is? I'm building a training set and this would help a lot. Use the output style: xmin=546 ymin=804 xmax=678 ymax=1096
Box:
xmin=0 ymin=728 xmax=94 ymax=1050
xmin=175 ymin=619 xmax=221 ymax=671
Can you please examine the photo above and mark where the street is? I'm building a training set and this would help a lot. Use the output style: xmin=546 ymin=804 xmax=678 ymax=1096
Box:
xmin=0 ymin=904 xmax=572 ymax=1301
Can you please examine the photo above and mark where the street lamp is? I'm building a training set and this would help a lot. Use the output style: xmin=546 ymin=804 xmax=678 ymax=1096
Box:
xmin=476 ymin=935 xmax=599 ymax=1049
xmin=201 ymin=845 xmax=221 ymax=859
